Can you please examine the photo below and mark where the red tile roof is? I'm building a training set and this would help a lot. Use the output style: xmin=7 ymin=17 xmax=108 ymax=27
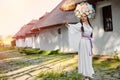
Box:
xmin=33 ymin=0 xmax=98 ymax=30
xmin=13 ymin=20 xmax=38 ymax=38
xmin=34 ymin=0 xmax=82 ymax=30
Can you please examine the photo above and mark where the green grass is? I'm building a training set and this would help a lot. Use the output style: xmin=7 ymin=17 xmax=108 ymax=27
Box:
xmin=18 ymin=48 xmax=60 ymax=55
xmin=93 ymin=58 xmax=120 ymax=69
xmin=35 ymin=54 xmax=120 ymax=80
xmin=0 ymin=46 xmax=15 ymax=51
xmin=0 ymin=71 xmax=8 ymax=80
xmin=36 ymin=70 xmax=83 ymax=80
xmin=1 ymin=49 xmax=120 ymax=80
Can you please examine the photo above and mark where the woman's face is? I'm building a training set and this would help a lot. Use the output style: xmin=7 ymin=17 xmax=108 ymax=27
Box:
xmin=80 ymin=13 xmax=87 ymax=23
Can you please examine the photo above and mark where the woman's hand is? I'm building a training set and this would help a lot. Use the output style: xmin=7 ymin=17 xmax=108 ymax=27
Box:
xmin=64 ymin=21 xmax=68 ymax=26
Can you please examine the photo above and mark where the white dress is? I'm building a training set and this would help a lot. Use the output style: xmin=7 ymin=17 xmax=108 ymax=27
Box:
xmin=68 ymin=22 xmax=95 ymax=78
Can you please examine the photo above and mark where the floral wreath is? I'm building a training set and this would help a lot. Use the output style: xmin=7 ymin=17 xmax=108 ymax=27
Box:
xmin=74 ymin=2 xmax=95 ymax=19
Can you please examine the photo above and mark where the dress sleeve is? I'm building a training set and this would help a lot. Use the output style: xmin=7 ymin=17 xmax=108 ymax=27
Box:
xmin=67 ymin=22 xmax=81 ymax=34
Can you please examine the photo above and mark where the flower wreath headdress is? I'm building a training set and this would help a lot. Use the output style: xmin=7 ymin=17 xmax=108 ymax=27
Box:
xmin=74 ymin=2 xmax=95 ymax=19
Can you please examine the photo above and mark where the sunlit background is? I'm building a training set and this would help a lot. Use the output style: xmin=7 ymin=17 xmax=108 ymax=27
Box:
xmin=0 ymin=0 xmax=62 ymax=45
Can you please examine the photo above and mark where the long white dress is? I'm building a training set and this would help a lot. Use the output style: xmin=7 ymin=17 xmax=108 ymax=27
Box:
xmin=68 ymin=22 xmax=95 ymax=78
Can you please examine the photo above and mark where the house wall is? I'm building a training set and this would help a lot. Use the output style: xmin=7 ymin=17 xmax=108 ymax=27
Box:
xmin=15 ymin=0 xmax=120 ymax=55
xmin=32 ymin=34 xmax=40 ymax=49
xmin=38 ymin=26 xmax=69 ymax=51
xmin=91 ymin=0 xmax=120 ymax=55
xmin=16 ymin=38 xmax=26 ymax=47
xmin=15 ymin=39 xmax=19 ymax=47
xmin=25 ymin=36 xmax=33 ymax=47
xmin=60 ymin=26 xmax=69 ymax=52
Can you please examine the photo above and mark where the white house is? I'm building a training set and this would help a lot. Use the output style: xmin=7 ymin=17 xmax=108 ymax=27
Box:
xmin=14 ymin=26 xmax=26 ymax=47
xmin=14 ymin=0 xmax=120 ymax=55
xmin=90 ymin=0 xmax=120 ymax=55
xmin=13 ymin=20 xmax=38 ymax=48
xmin=32 ymin=0 xmax=120 ymax=54
xmin=30 ymin=0 xmax=78 ymax=52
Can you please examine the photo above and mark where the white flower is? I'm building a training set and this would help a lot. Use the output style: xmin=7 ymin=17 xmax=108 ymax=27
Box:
xmin=86 ymin=12 xmax=89 ymax=15
xmin=74 ymin=2 xmax=95 ymax=19
xmin=89 ymin=10 xmax=92 ymax=13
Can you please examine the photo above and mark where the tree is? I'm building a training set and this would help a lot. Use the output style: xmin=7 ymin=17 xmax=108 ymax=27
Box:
xmin=4 ymin=35 xmax=13 ymax=46
xmin=0 ymin=35 xmax=4 ymax=47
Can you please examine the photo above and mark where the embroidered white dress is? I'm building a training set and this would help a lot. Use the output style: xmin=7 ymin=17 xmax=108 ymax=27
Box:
xmin=68 ymin=22 xmax=94 ymax=78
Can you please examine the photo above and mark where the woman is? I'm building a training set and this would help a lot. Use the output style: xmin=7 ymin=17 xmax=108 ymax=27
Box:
xmin=65 ymin=13 xmax=95 ymax=79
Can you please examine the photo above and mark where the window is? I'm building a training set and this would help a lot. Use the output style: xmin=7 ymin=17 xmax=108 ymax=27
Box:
xmin=102 ymin=5 xmax=113 ymax=31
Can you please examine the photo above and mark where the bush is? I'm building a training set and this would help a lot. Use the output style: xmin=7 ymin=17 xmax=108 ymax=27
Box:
xmin=17 ymin=48 xmax=40 ymax=55
xmin=18 ymin=48 xmax=60 ymax=55
xmin=113 ymin=50 xmax=119 ymax=61
xmin=41 ymin=49 xmax=60 ymax=55
xmin=24 ymin=49 xmax=40 ymax=55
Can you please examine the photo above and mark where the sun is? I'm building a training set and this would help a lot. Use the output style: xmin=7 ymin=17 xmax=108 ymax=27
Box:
xmin=3 ymin=35 xmax=13 ymax=46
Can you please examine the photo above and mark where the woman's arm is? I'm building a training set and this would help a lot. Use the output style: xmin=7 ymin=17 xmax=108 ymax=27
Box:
xmin=65 ymin=22 xmax=81 ymax=34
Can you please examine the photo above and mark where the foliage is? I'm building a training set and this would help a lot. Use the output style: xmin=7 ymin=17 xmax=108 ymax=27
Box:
xmin=113 ymin=50 xmax=119 ymax=61
xmin=93 ymin=57 xmax=120 ymax=69
xmin=0 ymin=46 xmax=15 ymax=51
xmin=0 ymin=35 xmax=4 ymax=47
xmin=18 ymin=48 xmax=60 ymax=55
xmin=20 ymin=48 xmax=40 ymax=55
xmin=41 ymin=49 xmax=60 ymax=55
xmin=36 ymin=70 xmax=82 ymax=80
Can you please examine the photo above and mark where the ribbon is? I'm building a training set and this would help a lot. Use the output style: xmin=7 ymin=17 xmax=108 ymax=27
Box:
xmin=82 ymin=33 xmax=93 ymax=56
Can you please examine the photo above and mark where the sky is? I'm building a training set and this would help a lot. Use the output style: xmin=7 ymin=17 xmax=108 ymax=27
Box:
xmin=0 ymin=0 xmax=62 ymax=38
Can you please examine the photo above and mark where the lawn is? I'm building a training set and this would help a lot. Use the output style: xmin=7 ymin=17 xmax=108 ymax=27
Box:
xmin=0 ymin=48 xmax=120 ymax=80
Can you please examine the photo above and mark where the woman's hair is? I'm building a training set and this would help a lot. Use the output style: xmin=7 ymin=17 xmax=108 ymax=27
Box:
xmin=80 ymin=16 xmax=93 ymax=38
